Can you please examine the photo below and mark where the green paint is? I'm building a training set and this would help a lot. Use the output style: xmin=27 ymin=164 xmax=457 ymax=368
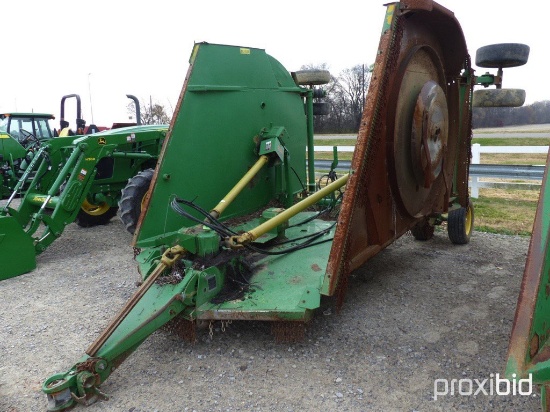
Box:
xmin=0 ymin=125 xmax=167 ymax=278
xmin=135 ymin=43 xmax=307 ymax=248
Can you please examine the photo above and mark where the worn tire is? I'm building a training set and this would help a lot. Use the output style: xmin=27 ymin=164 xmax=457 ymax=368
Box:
xmin=472 ymin=88 xmax=526 ymax=108
xmin=475 ymin=43 xmax=530 ymax=68
xmin=294 ymin=70 xmax=331 ymax=86
xmin=118 ymin=168 xmax=154 ymax=234
xmin=313 ymin=102 xmax=330 ymax=116
xmin=75 ymin=200 xmax=118 ymax=227
xmin=448 ymin=201 xmax=474 ymax=245
xmin=411 ymin=219 xmax=435 ymax=241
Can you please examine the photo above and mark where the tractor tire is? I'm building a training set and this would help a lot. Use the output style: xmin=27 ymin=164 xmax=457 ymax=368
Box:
xmin=294 ymin=70 xmax=331 ymax=86
xmin=410 ymin=219 xmax=435 ymax=241
xmin=472 ymin=88 xmax=526 ymax=108
xmin=475 ymin=43 xmax=530 ymax=68
xmin=119 ymin=168 xmax=154 ymax=234
xmin=75 ymin=199 xmax=118 ymax=227
xmin=313 ymin=102 xmax=331 ymax=116
xmin=448 ymin=200 xmax=474 ymax=245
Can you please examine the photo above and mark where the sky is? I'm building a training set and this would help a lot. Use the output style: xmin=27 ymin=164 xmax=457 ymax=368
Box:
xmin=2 ymin=1 xmax=546 ymax=128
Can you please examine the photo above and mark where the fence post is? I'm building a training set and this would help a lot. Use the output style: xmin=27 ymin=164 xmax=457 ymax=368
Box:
xmin=470 ymin=143 xmax=481 ymax=199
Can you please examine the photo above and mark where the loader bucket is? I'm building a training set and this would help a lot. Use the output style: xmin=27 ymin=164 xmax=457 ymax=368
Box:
xmin=0 ymin=215 xmax=36 ymax=280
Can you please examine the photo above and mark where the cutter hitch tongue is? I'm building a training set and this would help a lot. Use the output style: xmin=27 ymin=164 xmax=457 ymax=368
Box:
xmin=42 ymin=246 xmax=186 ymax=410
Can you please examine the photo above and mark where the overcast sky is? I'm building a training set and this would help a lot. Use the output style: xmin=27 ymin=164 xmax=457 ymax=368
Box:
xmin=3 ymin=1 xmax=545 ymax=128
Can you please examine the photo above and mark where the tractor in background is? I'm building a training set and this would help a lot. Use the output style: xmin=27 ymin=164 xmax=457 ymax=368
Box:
xmin=0 ymin=112 xmax=56 ymax=198
xmin=0 ymin=123 xmax=167 ymax=279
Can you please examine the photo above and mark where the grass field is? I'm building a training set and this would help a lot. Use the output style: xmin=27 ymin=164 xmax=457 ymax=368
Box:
xmin=314 ymin=133 xmax=548 ymax=236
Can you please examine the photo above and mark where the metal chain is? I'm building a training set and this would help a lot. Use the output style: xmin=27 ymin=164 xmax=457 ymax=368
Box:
xmin=209 ymin=321 xmax=213 ymax=340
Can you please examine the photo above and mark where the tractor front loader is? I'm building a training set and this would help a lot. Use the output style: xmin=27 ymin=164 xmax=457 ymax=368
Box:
xmin=41 ymin=1 xmax=526 ymax=410
xmin=0 ymin=124 xmax=166 ymax=280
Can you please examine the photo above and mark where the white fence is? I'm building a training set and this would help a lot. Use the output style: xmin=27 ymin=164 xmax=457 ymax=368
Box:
xmin=313 ymin=144 xmax=549 ymax=199
xmin=470 ymin=143 xmax=548 ymax=198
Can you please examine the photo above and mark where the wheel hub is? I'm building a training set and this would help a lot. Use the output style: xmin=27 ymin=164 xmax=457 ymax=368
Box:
xmin=411 ymin=80 xmax=448 ymax=188
xmin=390 ymin=45 xmax=447 ymax=218
xmin=81 ymin=199 xmax=110 ymax=216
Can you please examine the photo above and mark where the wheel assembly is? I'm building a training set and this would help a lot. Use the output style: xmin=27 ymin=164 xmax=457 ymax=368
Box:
xmin=118 ymin=168 xmax=154 ymax=234
xmin=473 ymin=43 xmax=530 ymax=108
xmin=75 ymin=198 xmax=118 ymax=227
xmin=326 ymin=2 xmax=473 ymax=296
xmin=411 ymin=218 xmax=435 ymax=241
xmin=293 ymin=69 xmax=331 ymax=86
xmin=447 ymin=200 xmax=474 ymax=244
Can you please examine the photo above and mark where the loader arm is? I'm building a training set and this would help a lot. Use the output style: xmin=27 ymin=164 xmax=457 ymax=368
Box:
xmin=0 ymin=125 xmax=166 ymax=280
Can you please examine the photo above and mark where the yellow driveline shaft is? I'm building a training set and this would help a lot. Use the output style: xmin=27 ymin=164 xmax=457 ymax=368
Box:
xmin=230 ymin=173 xmax=349 ymax=246
xmin=209 ymin=155 xmax=269 ymax=219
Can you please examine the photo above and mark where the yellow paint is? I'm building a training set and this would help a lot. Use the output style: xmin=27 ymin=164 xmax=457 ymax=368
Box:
xmin=385 ymin=4 xmax=396 ymax=27
xmin=33 ymin=196 xmax=52 ymax=204
xmin=240 ymin=48 xmax=250 ymax=55
xmin=85 ymin=157 xmax=96 ymax=161
xmin=0 ymin=134 xmax=9 ymax=139
xmin=58 ymin=127 xmax=70 ymax=137
xmin=190 ymin=44 xmax=200 ymax=64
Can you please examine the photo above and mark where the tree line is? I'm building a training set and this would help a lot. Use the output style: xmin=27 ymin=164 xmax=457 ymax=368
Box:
xmin=306 ymin=63 xmax=373 ymax=134
xmin=309 ymin=63 xmax=549 ymax=132
xmin=127 ymin=70 xmax=549 ymax=131
xmin=472 ymin=100 xmax=550 ymax=128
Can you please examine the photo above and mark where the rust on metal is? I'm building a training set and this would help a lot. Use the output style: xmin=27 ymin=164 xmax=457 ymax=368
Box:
xmin=162 ymin=316 xmax=197 ymax=344
xmin=271 ymin=321 xmax=306 ymax=343
xmin=324 ymin=0 xmax=471 ymax=306
xmin=506 ymin=150 xmax=550 ymax=376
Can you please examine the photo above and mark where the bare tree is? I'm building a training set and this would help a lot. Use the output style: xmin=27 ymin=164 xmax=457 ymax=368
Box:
xmin=333 ymin=64 xmax=372 ymax=131
xmin=127 ymin=98 xmax=171 ymax=125
xmin=299 ymin=63 xmax=373 ymax=133
xmin=472 ymin=100 xmax=550 ymax=128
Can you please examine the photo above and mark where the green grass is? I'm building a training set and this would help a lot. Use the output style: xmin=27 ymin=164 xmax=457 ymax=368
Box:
xmin=315 ymin=137 xmax=550 ymax=147
xmin=471 ymin=188 xmax=540 ymax=236
xmin=313 ymin=139 xmax=356 ymax=146
xmin=314 ymin=137 xmax=550 ymax=147
xmin=312 ymin=136 xmax=544 ymax=237
xmin=472 ymin=137 xmax=550 ymax=146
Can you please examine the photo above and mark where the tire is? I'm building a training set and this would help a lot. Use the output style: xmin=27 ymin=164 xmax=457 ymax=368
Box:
xmin=75 ymin=199 xmax=118 ymax=227
xmin=448 ymin=200 xmax=474 ymax=245
xmin=475 ymin=43 xmax=530 ymax=68
xmin=118 ymin=168 xmax=154 ymax=234
xmin=312 ymin=102 xmax=330 ymax=116
xmin=294 ymin=70 xmax=331 ymax=86
xmin=472 ymin=89 xmax=526 ymax=108
xmin=410 ymin=218 xmax=435 ymax=241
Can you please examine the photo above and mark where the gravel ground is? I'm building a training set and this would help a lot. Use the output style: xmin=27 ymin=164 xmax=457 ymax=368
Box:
xmin=0 ymin=220 xmax=541 ymax=412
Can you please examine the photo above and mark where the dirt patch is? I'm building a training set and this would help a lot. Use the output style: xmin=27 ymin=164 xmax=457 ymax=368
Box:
xmin=0 ymin=221 xmax=540 ymax=411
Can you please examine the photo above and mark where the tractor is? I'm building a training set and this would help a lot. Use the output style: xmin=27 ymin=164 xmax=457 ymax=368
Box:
xmin=0 ymin=123 xmax=167 ymax=279
xmin=40 ymin=1 xmax=531 ymax=410
xmin=0 ymin=92 xmax=163 ymax=279
xmin=0 ymin=112 xmax=56 ymax=198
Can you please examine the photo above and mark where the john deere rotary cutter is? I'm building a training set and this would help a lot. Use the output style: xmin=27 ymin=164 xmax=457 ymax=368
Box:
xmin=42 ymin=1 xmax=526 ymax=409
